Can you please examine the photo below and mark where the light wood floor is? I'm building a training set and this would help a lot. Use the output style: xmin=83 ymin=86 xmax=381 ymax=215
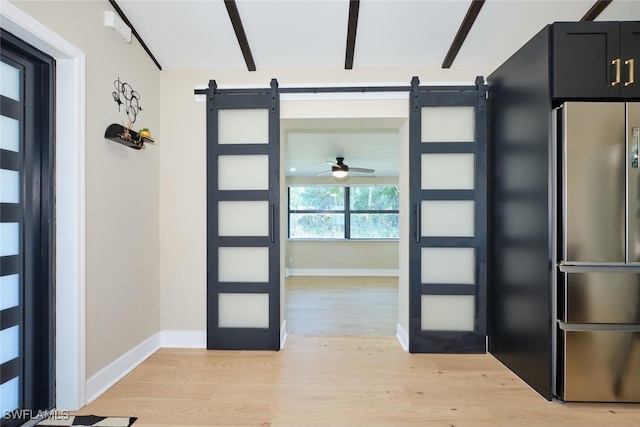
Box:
xmin=75 ymin=276 xmax=640 ymax=426
xmin=285 ymin=276 xmax=398 ymax=336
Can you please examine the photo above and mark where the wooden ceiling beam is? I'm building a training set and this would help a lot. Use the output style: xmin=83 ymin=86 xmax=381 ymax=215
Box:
xmin=108 ymin=0 xmax=162 ymax=70
xmin=441 ymin=0 xmax=485 ymax=69
xmin=344 ymin=0 xmax=360 ymax=70
xmin=581 ymin=0 xmax=612 ymax=21
xmin=224 ymin=0 xmax=256 ymax=71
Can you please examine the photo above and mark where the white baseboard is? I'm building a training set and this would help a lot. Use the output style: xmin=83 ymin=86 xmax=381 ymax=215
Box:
xmin=289 ymin=268 xmax=399 ymax=277
xmin=280 ymin=320 xmax=288 ymax=349
xmin=161 ymin=330 xmax=207 ymax=348
xmin=85 ymin=333 xmax=160 ymax=404
xmin=396 ymin=323 xmax=409 ymax=352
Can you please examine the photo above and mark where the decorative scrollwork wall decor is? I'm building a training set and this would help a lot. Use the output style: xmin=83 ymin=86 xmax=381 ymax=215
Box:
xmin=112 ymin=77 xmax=143 ymax=123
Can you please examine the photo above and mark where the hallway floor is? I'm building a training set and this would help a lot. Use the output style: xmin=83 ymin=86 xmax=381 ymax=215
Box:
xmin=71 ymin=276 xmax=640 ymax=426
xmin=76 ymin=335 xmax=640 ymax=426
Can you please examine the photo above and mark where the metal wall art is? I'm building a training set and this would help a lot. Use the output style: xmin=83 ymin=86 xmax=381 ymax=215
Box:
xmin=112 ymin=77 xmax=143 ymax=123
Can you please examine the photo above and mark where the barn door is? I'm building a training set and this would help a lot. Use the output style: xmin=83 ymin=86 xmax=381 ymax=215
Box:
xmin=409 ymin=77 xmax=487 ymax=353
xmin=206 ymin=79 xmax=280 ymax=350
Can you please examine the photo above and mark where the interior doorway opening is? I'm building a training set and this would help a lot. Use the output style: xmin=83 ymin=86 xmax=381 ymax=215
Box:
xmin=279 ymin=94 xmax=410 ymax=347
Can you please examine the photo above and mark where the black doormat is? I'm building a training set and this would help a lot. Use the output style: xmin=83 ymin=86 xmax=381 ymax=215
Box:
xmin=36 ymin=415 xmax=136 ymax=426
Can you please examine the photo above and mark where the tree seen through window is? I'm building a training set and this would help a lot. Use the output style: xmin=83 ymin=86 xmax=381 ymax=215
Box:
xmin=288 ymin=186 xmax=399 ymax=239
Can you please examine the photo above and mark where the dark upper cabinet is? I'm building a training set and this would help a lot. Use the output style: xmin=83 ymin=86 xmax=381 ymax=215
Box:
xmin=553 ymin=21 xmax=640 ymax=99
xmin=621 ymin=21 xmax=640 ymax=98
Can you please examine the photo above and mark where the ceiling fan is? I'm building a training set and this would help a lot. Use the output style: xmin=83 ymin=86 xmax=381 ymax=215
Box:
xmin=317 ymin=157 xmax=375 ymax=179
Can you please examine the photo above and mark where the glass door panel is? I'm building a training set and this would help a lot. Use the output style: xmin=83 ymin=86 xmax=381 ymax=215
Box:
xmin=421 ymin=295 xmax=475 ymax=331
xmin=0 ymin=53 xmax=22 ymax=420
xmin=218 ymin=294 xmax=270 ymax=328
xmin=421 ymin=153 xmax=474 ymax=189
xmin=421 ymin=106 xmax=475 ymax=142
xmin=217 ymin=155 xmax=269 ymax=190
xmin=421 ymin=247 xmax=475 ymax=284
xmin=1 ymin=30 xmax=55 ymax=423
xmin=218 ymin=201 xmax=269 ymax=236
xmin=421 ymin=200 xmax=475 ymax=237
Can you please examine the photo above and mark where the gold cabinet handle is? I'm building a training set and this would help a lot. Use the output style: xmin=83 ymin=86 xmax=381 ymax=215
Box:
xmin=612 ymin=58 xmax=621 ymax=86
xmin=625 ymin=59 xmax=635 ymax=87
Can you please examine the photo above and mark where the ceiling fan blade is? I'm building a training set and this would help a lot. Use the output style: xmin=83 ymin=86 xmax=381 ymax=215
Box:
xmin=316 ymin=170 xmax=333 ymax=176
xmin=349 ymin=167 xmax=375 ymax=173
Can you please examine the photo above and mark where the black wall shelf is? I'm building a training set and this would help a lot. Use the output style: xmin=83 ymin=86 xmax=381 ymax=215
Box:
xmin=104 ymin=123 xmax=154 ymax=150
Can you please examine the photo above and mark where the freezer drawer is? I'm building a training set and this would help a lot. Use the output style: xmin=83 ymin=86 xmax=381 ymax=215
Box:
xmin=562 ymin=328 xmax=640 ymax=402
xmin=564 ymin=272 xmax=640 ymax=324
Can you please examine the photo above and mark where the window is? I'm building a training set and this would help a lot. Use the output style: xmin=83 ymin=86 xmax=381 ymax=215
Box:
xmin=288 ymin=185 xmax=399 ymax=239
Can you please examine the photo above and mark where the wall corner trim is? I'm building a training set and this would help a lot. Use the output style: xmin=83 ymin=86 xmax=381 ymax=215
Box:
xmin=396 ymin=323 xmax=409 ymax=352
xmin=289 ymin=269 xmax=399 ymax=277
xmin=280 ymin=320 xmax=288 ymax=349
xmin=85 ymin=333 xmax=160 ymax=404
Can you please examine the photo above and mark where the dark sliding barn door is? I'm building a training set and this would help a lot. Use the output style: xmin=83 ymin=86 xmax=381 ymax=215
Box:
xmin=409 ymin=77 xmax=487 ymax=353
xmin=206 ymin=79 xmax=280 ymax=350
xmin=0 ymin=30 xmax=54 ymax=425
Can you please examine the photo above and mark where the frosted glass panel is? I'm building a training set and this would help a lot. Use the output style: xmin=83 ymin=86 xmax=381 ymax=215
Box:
xmin=0 ymin=274 xmax=19 ymax=310
xmin=0 ymin=61 xmax=20 ymax=101
xmin=0 ymin=376 xmax=19 ymax=414
xmin=0 ymin=116 xmax=20 ymax=152
xmin=219 ymin=247 xmax=269 ymax=282
xmin=0 ymin=170 xmax=19 ymax=203
xmin=218 ymin=155 xmax=269 ymax=190
xmin=219 ymin=293 xmax=269 ymax=328
xmin=218 ymin=109 xmax=269 ymax=144
xmin=0 ymin=223 xmax=19 ymax=257
xmin=219 ymin=201 xmax=269 ymax=236
xmin=0 ymin=325 xmax=19 ymax=364
xmin=421 ymin=153 xmax=474 ymax=190
xmin=421 ymin=106 xmax=474 ymax=142
xmin=422 ymin=200 xmax=474 ymax=237
xmin=421 ymin=247 xmax=475 ymax=284
xmin=421 ymin=295 xmax=475 ymax=331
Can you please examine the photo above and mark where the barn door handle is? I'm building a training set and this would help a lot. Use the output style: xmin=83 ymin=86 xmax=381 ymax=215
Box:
xmin=625 ymin=59 xmax=635 ymax=87
xmin=271 ymin=204 xmax=276 ymax=243
xmin=415 ymin=203 xmax=421 ymax=244
xmin=612 ymin=58 xmax=621 ymax=86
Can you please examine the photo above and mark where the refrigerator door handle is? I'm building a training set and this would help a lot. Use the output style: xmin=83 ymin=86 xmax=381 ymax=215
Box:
xmin=632 ymin=127 xmax=639 ymax=169
xmin=415 ymin=203 xmax=421 ymax=244
xmin=558 ymin=321 xmax=640 ymax=332
xmin=558 ymin=262 xmax=640 ymax=273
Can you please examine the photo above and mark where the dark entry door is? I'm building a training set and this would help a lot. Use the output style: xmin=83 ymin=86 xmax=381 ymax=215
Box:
xmin=0 ymin=30 xmax=54 ymax=425
xmin=206 ymin=80 xmax=280 ymax=350
xmin=409 ymin=77 xmax=487 ymax=353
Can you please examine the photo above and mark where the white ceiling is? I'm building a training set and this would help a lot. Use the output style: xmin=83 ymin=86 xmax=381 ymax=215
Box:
xmin=284 ymin=118 xmax=403 ymax=177
xmin=116 ymin=0 xmax=640 ymax=177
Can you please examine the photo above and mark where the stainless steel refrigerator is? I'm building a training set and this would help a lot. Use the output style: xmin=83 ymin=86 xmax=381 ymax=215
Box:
xmin=554 ymin=102 xmax=640 ymax=402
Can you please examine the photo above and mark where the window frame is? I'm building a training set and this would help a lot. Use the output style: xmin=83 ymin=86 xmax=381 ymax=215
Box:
xmin=287 ymin=185 xmax=399 ymax=240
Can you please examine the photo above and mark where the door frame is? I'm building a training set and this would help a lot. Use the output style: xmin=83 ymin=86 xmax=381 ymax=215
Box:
xmin=1 ymin=2 xmax=87 ymax=410
xmin=1 ymin=28 xmax=55 ymax=419
xmin=278 ymin=89 xmax=412 ymax=349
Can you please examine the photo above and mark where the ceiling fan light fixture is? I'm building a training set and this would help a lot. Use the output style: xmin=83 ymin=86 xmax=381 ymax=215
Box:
xmin=332 ymin=170 xmax=348 ymax=179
